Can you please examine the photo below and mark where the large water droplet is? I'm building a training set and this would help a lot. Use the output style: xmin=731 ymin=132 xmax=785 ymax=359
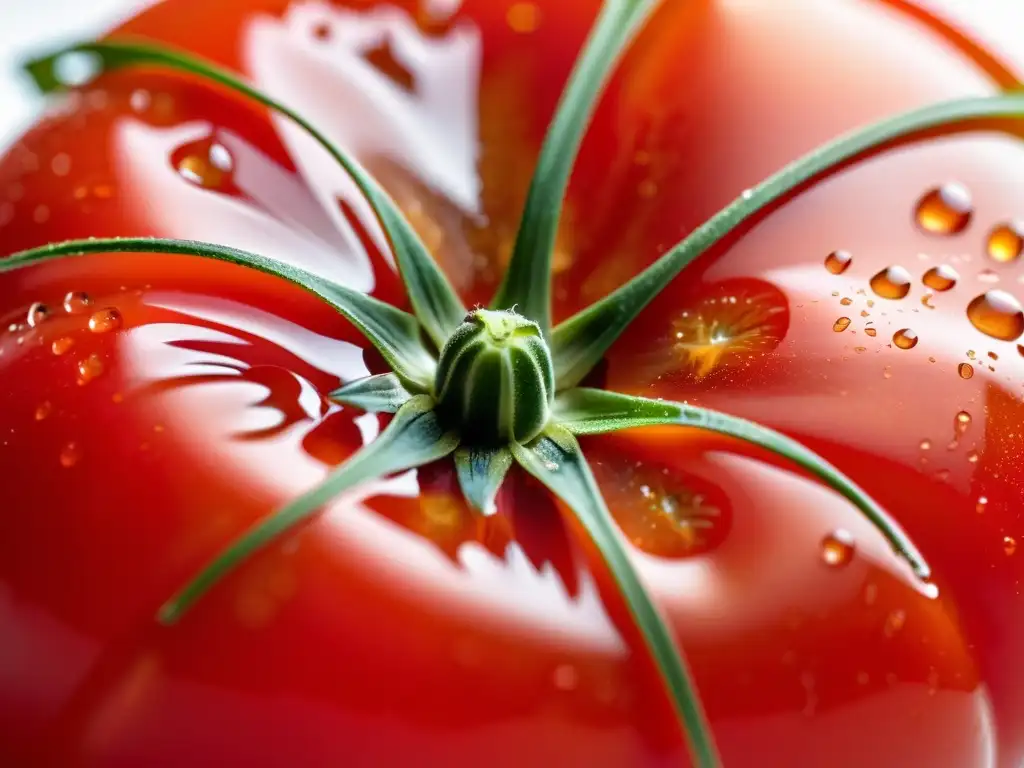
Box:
xmin=824 ymin=250 xmax=853 ymax=275
xmin=26 ymin=302 xmax=50 ymax=328
xmin=922 ymin=265 xmax=958 ymax=292
xmin=915 ymin=183 xmax=973 ymax=235
xmin=893 ymin=329 xmax=918 ymax=350
xmin=966 ymin=290 xmax=1024 ymax=341
xmin=51 ymin=336 xmax=74 ymax=356
xmin=870 ymin=266 xmax=912 ymax=299
xmin=987 ymin=221 xmax=1024 ymax=263
xmin=958 ymin=362 xmax=975 ymax=380
xmin=833 ymin=317 xmax=851 ymax=332
xmin=821 ymin=529 xmax=855 ymax=568
xmin=172 ymin=136 xmax=237 ymax=191
xmin=63 ymin=291 xmax=91 ymax=314
xmin=88 ymin=307 xmax=123 ymax=334
xmin=77 ymin=354 xmax=105 ymax=384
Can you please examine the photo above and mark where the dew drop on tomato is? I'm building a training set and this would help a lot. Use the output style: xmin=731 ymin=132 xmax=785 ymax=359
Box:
xmin=34 ymin=401 xmax=52 ymax=421
xmin=51 ymin=336 xmax=74 ymax=356
xmin=958 ymin=362 xmax=975 ymax=380
xmin=833 ymin=316 xmax=851 ymax=332
xmin=914 ymin=182 xmax=973 ymax=235
xmin=869 ymin=266 xmax=912 ymax=299
xmin=986 ymin=221 xmax=1024 ymax=264
xmin=824 ymin=250 xmax=853 ymax=275
xmin=77 ymin=353 xmax=104 ymax=384
xmin=892 ymin=328 xmax=918 ymax=349
xmin=922 ymin=265 xmax=958 ymax=292
xmin=820 ymin=529 xmax=855 ymax=568
xmin=63 ymin=290 xmax=91 ymax=314
xmin=966 ymin=290 xmax=1024 ymax=341
xmin=1004 ymin=536 xmax=1017 ymax=556
xmin=976 ymin=496 xmax=989 ymax=514
xmin=172 ymin=136 xmax=237 ymax=192
xmin=26 ymin=302 xmax=49 ymax=328
xmin=59 ymin=441 xmax=80 ymax=468
xmin=88 ymin=307 xmax=123 ymax=334
xmin=955 ymin=410 xmax=972 ymax=436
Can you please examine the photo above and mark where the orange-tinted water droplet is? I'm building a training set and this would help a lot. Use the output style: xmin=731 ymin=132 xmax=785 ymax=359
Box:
xmin=955 ymin=411 xmax=972 ymax=435
xmin=958 ymin=363 xmax=974 ymax=379
xmin=51 ymin=336 xmax=75 ymax=356
xmin=921 ymin=292 xmax=936 ymax=309
xmin=915 ymin=182 xmax=973 ymax=235
xmin=821 ymin=529 xmax=855 ymax=567
xmin=966 ymin=290 xmax=1024 ymax=341
xmin=60 ymin=442 xmax=80 ymax=468
xmin=865 ymin=328 xmax=877 ymax=337
xmin=884 ymin=609 xmax=907 ymax=637
xmin=35 ymin=401 xmax=52 ymax=421
xmin=88 ymin=307 xmax=123 ymax=334
xmin=922 ymin=265 xmax=958 ymax=292
xmin=507 ymin=2 xmax=542 ymax=33
xmin=976 ymin=496 xmax=988 ymax=514
xmin=26 ymin=302 xmax=50 ymax=328
xmin=77 ymin=353 xmax=104 ymax=384
xmin=833 ymin=317 xmax=851 ymax=332
xmin=172 ymin=137 xmax=236 ymax=191
xmin=825 ymin=250 xmax=853 ymax=275
xmin=840 ymin=297 xmax=853 ymax=306
xmin=892 ymin=329 xmax=918 ymax=349
xmin=967 ymin=450 xmax=980 ymax=464
xmin=1004 ymin=536 xmax=1017 ymax=556
xmin=870 ymin=266 xmax=912 ymax=299
xmin=63 ymin=290 xmax=91 ymax=314
xmin=987 ymin=221 xmax=1024 ymax=263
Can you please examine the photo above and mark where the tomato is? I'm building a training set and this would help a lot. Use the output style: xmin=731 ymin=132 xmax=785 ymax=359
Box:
xmin=0 ymin=0 xmax=1022 ymax=765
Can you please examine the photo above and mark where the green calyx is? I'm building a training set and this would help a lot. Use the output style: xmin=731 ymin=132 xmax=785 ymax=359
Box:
xmin=13 ymin=4 xmax=1009 ymax=764
xmin=434 ymin=309 xmax=554 ymax=446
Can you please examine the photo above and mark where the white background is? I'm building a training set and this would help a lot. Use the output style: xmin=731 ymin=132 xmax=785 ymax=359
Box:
xmin=0 ymin=0 xmax=1021 ymax=149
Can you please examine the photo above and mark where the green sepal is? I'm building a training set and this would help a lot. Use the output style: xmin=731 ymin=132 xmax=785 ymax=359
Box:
xmin=553 ymin=388 xmax=932 ymax=581
xmin=329 ymin=373 xmax=413 ymax=413
xmin=0 ymin=237 xmax=438 ymax=391
xmin=550 ymin=91 xmax=1024 ymax=390
xmin=490 ymin=0 xmax=659 ymax=335
xmin=158 ymin=396 xmax=458 ymax=624
xmin=23 ymin=40 xmax=466 ymax=349
xmin=434 ymin=310 xmax=554 ymax=445
xmin=454 ymin=446 xmax=513 ymax=515
xmin=511 ymin=426 xmax=720 ymax=767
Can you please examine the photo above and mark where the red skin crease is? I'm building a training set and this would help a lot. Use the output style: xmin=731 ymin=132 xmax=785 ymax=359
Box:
xmin=0 ymin=0 xmax=1022 ymax=765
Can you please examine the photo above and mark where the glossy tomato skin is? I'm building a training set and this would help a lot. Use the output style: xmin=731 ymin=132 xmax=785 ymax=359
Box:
xmin=0 ymin=0 xmax=1021 ymax=765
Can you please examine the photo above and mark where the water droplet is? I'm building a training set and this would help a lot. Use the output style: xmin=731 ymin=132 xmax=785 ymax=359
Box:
xmin=840 ymin=297 xmax=853 ymax=306
xmin=35 ymin=401 xmax=52 ymax=421
xmin=955 ymin=411 xmax=972 ymax=435
xmin=870 ymin=266 xmax=912 ymax=299
xmin=507 ymin=2 xmax=542 ymax=33
xmin=51 ymin=336 xmax=74 ymax=356
xmin=740 ymin=188 xmax=754 ymax=201
xmin=922 ymin=265 xmax=959 ymax=292
xmin=978 ymin=269 xmax=1000 ymax=284
xmin=958 ymin=362 xmax=975 ymax=380
xmin=26 ymin=302 xmax=49 ymax=328
xmin=60 ymin=442 xmax=80 ymax=468
xmin=919 ymin=439 xmax=931 ymax=451
xmin=77 ymin=354 xmax=104 ymax=384
xmin=884 ymin=609 xmax=907 ymax=637
xmin=915 ymin=182 xmax=973 ymax=235
xmin=967 ymin=450 xmax=980 ymax=464
xmin=976 ymin=496 xmax=989 ymax=514
xmin=821 ymin=529 xmax=855 ymax=567
xmin=865 ymin=328 xmax=877 ymax=337
xmin=63 ymin=291 xmax=91 ymax=314
xmin=88 ymin=307 xmax=123 ymax=334
xmin=1004 ymin=536 xmax=1017 ymax=556
xmin=921 ymin=292 xmax=936 ymax=309
xmin=833 ymin=317 xmax=851 ymax=332
xmin=966 ymin=290 xmax=1024 ymax=341
xmin=173 ymin=137 xmax=236 ymax=190
xmin=892 ymin=329 xmax=918 ymax=349
xmin=825 ymin=250 xmax=853 ymax=275
xmin=987 ymin=221 xmax=1024 ymax=263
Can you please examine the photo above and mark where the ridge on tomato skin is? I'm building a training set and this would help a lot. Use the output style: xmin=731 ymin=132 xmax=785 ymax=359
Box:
xmin=0 ymin=0 xmax=1019 ymax=765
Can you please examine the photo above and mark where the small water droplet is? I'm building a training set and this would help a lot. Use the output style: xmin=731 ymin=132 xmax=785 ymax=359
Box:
xmin=915 ymin=182 xmax=973 ymax=235
xmin=35 ymin=401 xmax=52 ymax=421
xmin=1004 ymin=536 xmax=1017 ymax=556
xmin=987 ymin=221 xmax=1024 ymax=263
xmin=884 ymin=609 xmax=907 ymax=637
xmin=893 ymin=329 xmax=919 ymax=349
xmin=833 ymin=317 xmax=851 ymax=332
xmin=967 ymin=450 xmax=980 ymax=464
xmin=173 ymin=137 xmax=236 ymax=190
xmin=77 ymin=354 xmax=104 ymax=384
xmin=740 ymin=188 xmax=754 ymax=201
xmin=840 ymin=297 xmax=853 ymax=306
xmin=976 ymin=496 xmax=989 ymax=513
xmin=922 ymin=265 xmax=959 ymax=292
xmin=958 ymin=362 xmax=975 ymax=379
xmin=955 ymin=411 xmax=972 ymax=435
xmin=821 ymin=529 xmax=855 ymax=567
xmin=921 ymin=292 xmax=936 ymax=309
xmin=63 ymin=291 xmax=91 ymax=314
xmin=870 ymin=266 xmax=912 ymax=299
xmin=865 ymin=328 xmax=877 ymax=337
xmin=60 ymin=441 xmax=81 ymax=468
xmin=26 ymin=302 xmax=49 ymax=327
xmin=919 ymin=439 xmax=931 ymax=450
xmin=88 ymin=307 xmax=123 ymax=334
xmin=966 ymin=290 xmax=1024 ymax=341
xmin=825 ymin=250 xmax=853 ymax=275
xmin=51 ymin=336 xmax=75 ymax=356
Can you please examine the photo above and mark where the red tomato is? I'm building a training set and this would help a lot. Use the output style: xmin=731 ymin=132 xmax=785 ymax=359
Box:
xmin=0 ymin=1 xmax=1021 ymax=765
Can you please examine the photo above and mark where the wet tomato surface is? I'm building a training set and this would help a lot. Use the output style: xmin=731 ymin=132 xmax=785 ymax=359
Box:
xmin=0 ymin=0 xmax=1023 ymax=765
